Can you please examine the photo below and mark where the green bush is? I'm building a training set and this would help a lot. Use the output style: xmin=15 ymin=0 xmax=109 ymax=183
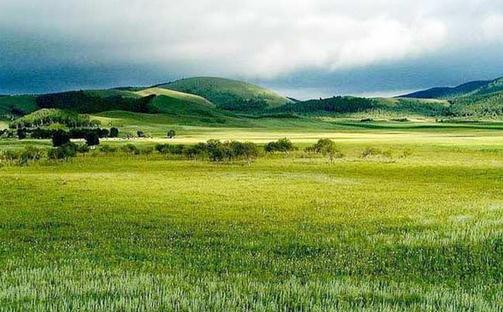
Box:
xmin=99 ymin=144 xmax=117 ymax=154
xmin=264 ymin=138 xmax=295 ymax=153
xmin=84 ymin=132 xmax=100 ymax=146
xmin=229 ymin=141 xmax=259 ymax=162
xmin=155 ymin=144 xmax=185 ymax=155
xmin=52 ymin=130 xmax=70 ymax=147
xmin=77 ymin=144 xmax=90 ymax=153
xmin=141 ymin=146 xmax=154 ymax=155
xmin=167 ymin=129 xmax=176 ymax=139
xmin=109 ymin=127 xmax=119 ymax=138
xmin=48 ymin=143 xmax=78 ymax=160
xmin=306 ymin=139 xmax=343 ymax=161
xmin=121 ymin=144 xmax=141 ymax=155
xmin=18 ymin=146 xmax=44 ymax=165
xmin=183 ymin=143 xmax=208 ymax=160
xmin=0 ymin=150 xmax=21 ymax=162
xmin=206 ymin=140 xmax=232 ymax=161
xmin=361 ymin=147 xmax=392 ymax=159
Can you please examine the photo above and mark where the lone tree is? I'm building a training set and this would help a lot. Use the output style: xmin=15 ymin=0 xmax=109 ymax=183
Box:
xmin=167 ymin=129 xmax=176 ymax=139
xmin=109 ymin=127 xmax=119 ymax=138
xmin=84 ymin=132 xmax=100 ymax=146
xmin=52 ymin=130 xmax=70 ymax=147
xmin=307 ymin=138 xmax=343 ymax=162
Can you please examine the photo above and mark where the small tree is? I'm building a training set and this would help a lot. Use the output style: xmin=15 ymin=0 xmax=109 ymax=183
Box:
xmin=48 ymin=143 xmax=77 ymax=160
xmin=52 ymin=130 xmax=70 ymax=147
xmin=109 ymin=127 xmax=119 ymax=138
xmin=84 ymin=132 xmax=100 ymax=146
xmin=264 ymin=138 xmax=295 ymax=153
xmin=307 ymin=138 xmax=342 ymax=162
xmin=230 ymin=141 xmax=259 ymax=164
xmin=167 ymin=129 xmax=176 ymax=139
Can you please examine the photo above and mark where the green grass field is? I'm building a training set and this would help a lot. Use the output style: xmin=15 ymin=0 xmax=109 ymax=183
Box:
xmin=0 ymin=124 xmax=502 ymax=311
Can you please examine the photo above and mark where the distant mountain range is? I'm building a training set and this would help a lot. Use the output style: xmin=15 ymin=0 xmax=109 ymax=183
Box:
xmin=401 ymin=77 xmax=503 ymax=99
xmin=400 ymin=77 xmax=503 ymax=117
xmin=1 ymin=76 xmax=502 ymax=123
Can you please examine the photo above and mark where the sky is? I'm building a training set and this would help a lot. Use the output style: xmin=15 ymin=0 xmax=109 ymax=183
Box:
xmin=1 ymin=0 xmax=503 ymax=98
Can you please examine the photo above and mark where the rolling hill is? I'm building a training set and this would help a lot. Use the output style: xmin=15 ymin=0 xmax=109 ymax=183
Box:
xmin=135 ymin=87 xmax=215 ymax=108
xmin=401 ymin=77 xmax=503 ymax=99
xmin=401 ymin=76 xmax=503 ymax=118
xmin=0 ymin=95 xmax=38 ymax=117
xmin=270 ymin=96 xmax=449 ymax=117
xmin=156 ymin=77 xmax=290 ymax=111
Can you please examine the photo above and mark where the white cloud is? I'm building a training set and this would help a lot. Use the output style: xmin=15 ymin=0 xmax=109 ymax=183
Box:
xmin=0 ymin=0 xmax=502 ymax=78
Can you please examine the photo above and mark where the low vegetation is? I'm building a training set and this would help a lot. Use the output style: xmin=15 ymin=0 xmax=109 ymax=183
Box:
xmin=0 ymin=130 xmax=501 ymax=310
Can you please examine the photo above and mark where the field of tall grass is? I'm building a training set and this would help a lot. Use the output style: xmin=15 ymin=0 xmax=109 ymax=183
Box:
xmin=0 ymin=129 xmax=502 ymax=311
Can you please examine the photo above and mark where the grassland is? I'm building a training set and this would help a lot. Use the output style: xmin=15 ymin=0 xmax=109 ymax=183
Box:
xmin=158 ymin=77 xmax=290 ymax=109
xmin=135 ymin=87 xmax=215 ymax=107
xmin=0 ymin=124 xmax=502 ymax=311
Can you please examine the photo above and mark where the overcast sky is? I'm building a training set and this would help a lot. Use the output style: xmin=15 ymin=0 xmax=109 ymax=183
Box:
xmin=1 ymin=0 xmax=503 ymax=98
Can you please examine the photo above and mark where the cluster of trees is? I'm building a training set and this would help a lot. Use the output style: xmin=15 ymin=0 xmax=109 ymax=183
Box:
xmin=36 ymin=91 xmax=156 ymax=114
xmin=264 ymin=138 xmax=295 ymax=153
xmin=28 ymin=127 xmax=119 ymax=146
xmin=50 ymin=128 xmax=119 ymax=147
xmin=270 ymin=96 xmax=377 ymax=114
xmin=1 ymin=137 xmax=350 ymax=166
xmin=155 ymin=140 xmax=260 ymax=162
xmin=9 ymin=109 xmax=96 ymax=129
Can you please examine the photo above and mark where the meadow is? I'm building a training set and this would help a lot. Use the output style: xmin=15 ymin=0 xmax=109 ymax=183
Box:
xmin=0 ymin=123 xmax=502 ymax=311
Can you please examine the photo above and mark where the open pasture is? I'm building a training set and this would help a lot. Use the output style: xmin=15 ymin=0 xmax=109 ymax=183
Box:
xmin=0 ymin=126 xmax=502 ymax=311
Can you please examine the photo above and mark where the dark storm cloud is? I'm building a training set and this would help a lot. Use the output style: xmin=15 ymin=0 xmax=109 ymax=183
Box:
xmin=1 ymin=0 xmax=503 ymax=95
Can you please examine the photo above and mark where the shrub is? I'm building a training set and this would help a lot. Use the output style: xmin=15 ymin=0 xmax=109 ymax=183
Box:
xmin=167 ymin=129 xmax=176 ymax=139
xmin=137 ymin=130 xmax=145 ymax=138
xmin=0 ymin=150 xmax=20 ymax=162
xmin=109 ymin=127 xmax=119 ymax=138
xmin=52 ymin=130 xmax=70 ymax=147
xmin=206 ymin=139 xmax=233 ymax=161
xmin=48 ymin=143 xmax=77 ymax=160
xmin=84 ymin=132 xmax=100 ymax=146
xmin=121 ymin=144 xmax=140 ymax=155
xmin=19 ymin=146 xmax=44 ymax=165
xmin=264 ymin=138 xmax=295 ymax=153
xmin=155 ymin=144 xmax=185 ymax=155
xmin=184 ymin=143 xmax=208 ymax=160
xmin=361 ymin=147 xmax=392 ymax=159
xmin=99 ymin=144 xmax=117 ymax=153
xmin=306 ymin=139 xmax=343 ymax=162
xmin=229 ymin=141 xmax=259 ymax=162
xmin=141 ymin=146 xmax=154 ymax=155
xmin=77 ymin=144 xmax=90 ymax=153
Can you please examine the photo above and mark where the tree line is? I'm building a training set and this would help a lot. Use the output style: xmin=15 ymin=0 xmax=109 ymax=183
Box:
xmin=1 ymin=138 xmax=346 ymax=166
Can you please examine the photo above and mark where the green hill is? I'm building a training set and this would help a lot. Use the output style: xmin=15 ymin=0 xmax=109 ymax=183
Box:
xmin=401 ymin=76 xmax=503 ymax=118
xmin=0 ymin=95 xmax=38 ymax=117
xmin=156 ymin=77 xmax=290 ymax=111
xmin=270 ymin=96 xmax=448 ymax=117
xmin=135 ymin=87 xmax=214 ymax=108
xmin=35 ymin=90 xmax=154 ymax=114
xmin=401 ymin=77 xmax=503 ymax=99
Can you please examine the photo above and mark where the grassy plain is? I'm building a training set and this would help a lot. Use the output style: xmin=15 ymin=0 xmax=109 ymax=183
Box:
xmin=0 ymin=122 xmax=502 ymax=311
